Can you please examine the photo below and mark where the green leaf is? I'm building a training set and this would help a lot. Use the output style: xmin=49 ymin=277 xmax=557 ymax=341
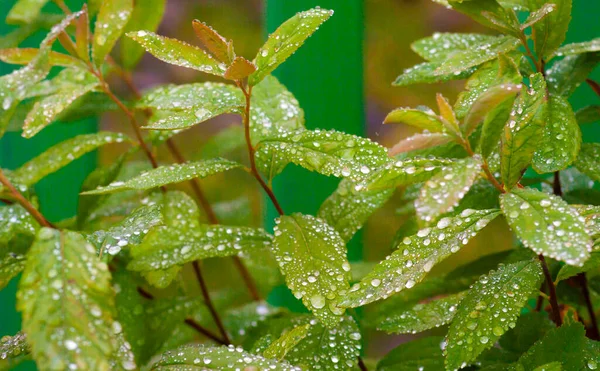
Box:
xmin=374 ymin=292 xmax=466 ymax=335
xmin=445 ymin=259 xmax=543 ymax=371
xmin=255 ymin=129 xmax=389 ymax=182
xmin=533 ymin=362 xmax=563 ymax=371
xmin=575 ymin=105 xmax=600 ymax=125
xmin=249 ymin=8 xmax=333 ymax=86
xmin=384 ymin=107 xmax=445 ymax=132
xmin=463 ymin=83 xmax=521 ymax=137
xmin=500 ymin=187 xmax=592 ymax=265
xmin=126 ymin=30 xmax=225 ymax=76
xmin=532 ymin=96 xmax=581 ymax=173
xmin=339 ymin=209 xmax=500 ymax=308
xmin=318 ymin=179 xmax=394 ymax=242
xmin=529 ymin=0 xmax=572 ymax=59
xmin=411 ymin=33 xmax=498 ymax=63
xmin=87 ymin=204 xmax=163 ymax=256
xmin=82 ymin=158 xmax=241 ymax=194
xmin=0 ymin=204 xmax=39 ymax=290
xmin=152 ymin=344 xmax=300 ymax=370
xmin=17 ymin=229 xmax=119 ymax=370
xmin=556 ymin=252 xmax=600 ymax=282
xmin=0 ymin=48 xmax=85 ymax=68
xmin=389 ymin=132 xmax=455 ymax=156
xmin=10 ymin=132 xmax=128 ymax=187
xmin=501 ymin=73 xmax=548 ymax=189
xmin=554 ymin=38 xmax=600 ymax=56
xmin=6 ymin=0 xmax=50 ymax=24
xmin=515 ymin=322 xmax=599 ymax=371
xmin=436 ymin=36 xmax=521 ymax=76
xmin=22 ymin=73 xmax=100 ymax=138
xmin=575 ymin=143 xmax=600 ymax=182
xmin=572 ymin=204 xmax=600 ymax=242
xmin=120 ymin=0 xmax=166 ymax=69
xmin=416 ymin=156 xmax=482 ymax=223
xmin=546 ymin=52 xmax=600 ymax=97
xmin=499 ymin=311 xmax=554 ymax=355
xmin=0 ymin=332 xmax=30 ymax=369
xmin=272 ymin=214 xmax=351 ymax=327
xmin=393 ymin=62 xmax=477 ymax=86
xmin=263 ymin=324 xmax=310 ymax=360
xmin=377 ymin=336 xmax=445 ymax=371
xmin=92 ymin=0 xmax=133 ymax=66
xmin=448 ymin=0 xmax=519 ymax=34
xmin=521 ymin=3 xmax=557 ymax=30
xmin=478 ymin=96 xmax=517 ymax=160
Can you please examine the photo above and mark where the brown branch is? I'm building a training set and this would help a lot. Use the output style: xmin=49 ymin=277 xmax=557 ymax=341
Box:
xmin=586 ymin=79 xmax=600 ymax=98
xmin=538 ymin=254 xmax=562 ymax=326
xmin=577 ymin=273 xmax=600 ymax=340
xmin=192 ymin=260 xmax=231 ymax=344
xmin=0 ymin=170 xmax=54 ymax=228
xmin=358 ymin=357 xmax=369 ymax=371
xmin=462 ymin=139 xmax=505 ymax=193
xmin=184 ymin=318 xmax=228 ymax=345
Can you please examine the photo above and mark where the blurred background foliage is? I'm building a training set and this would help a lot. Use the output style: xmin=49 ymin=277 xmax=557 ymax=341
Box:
xmin=1 ymin=0 xmax=599 ymax=363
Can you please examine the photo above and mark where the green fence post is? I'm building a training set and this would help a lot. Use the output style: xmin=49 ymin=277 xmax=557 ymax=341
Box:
xmin=264 ymin=0 xmax=364 ymax=306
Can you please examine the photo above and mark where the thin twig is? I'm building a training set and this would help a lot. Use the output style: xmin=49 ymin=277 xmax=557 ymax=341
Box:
xmin=553 ymin=172 xmax=563 ymax=197
xmin=577 ymin=273 xmax=600 ymax=340
xmin=535 ymin=282 xmax=546 ymax=312
xmin=538 ymin=254 xmax=562 ymax=326
xmin=184 ymin=318 xmax=228 ymax=345
xmin=0 ymin=170 xmax=54 ymax=228
xmin=192 ymin=260 xmax=231 ymax=344
xmin=358 ymin=356 xmax=369 ymax=371
xmin=586 ymin=79 xmax=600 ymax=98
xmin=462 ymin=139 xmax=505 ymax=193
xmin=52 ymin=0 xmax=71 ymax=14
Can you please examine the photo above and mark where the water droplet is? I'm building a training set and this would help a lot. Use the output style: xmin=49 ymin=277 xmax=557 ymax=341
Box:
xmin=310 ymin=294 xmax=325 ymax=309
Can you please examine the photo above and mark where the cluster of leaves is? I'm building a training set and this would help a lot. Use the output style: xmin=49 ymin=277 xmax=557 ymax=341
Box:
xmin=0 ymin=0 xmax=599 ymax=370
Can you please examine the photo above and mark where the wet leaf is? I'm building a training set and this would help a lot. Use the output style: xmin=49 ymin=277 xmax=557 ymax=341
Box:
xmin=0 ymin=48 xmax=85 ymax=68
xmin=529 ymin=0 xmax=572 ymax=59
xmin=478 ymin=96 xmax=515 ymax=160
xmin=554 ymin=38 xmax=600 ymax=56
xmin=82 ymin=158 xmax=241 ymax=194
xmin=411 ymin=33 xmax=498 ymax=63
xmin=0 ymin=332 xmax=30 ymax=368
xmin=375 ymin=292 xmax=466 ymax=335
xmin=17 ymin=229 xmax=119 ymax=370
xmin=447 ymin=0 xmax=519 ymax=34
xmin=0 ymin=205 xmax=39 ymax=290
xmin=318 ymin=179 xmax=394 ymax=242
xmin=263 ymin=324 xmax=310 ymax=360
xmin=152 ymin=344 xmax=301 ymax=370
xmin=574 ymin=143 xmax=600 ymax=182
xmin=272 ymin=214 xmax=351 ymax=327
xmin=339 ymin=209 xmax=500 ymax=308
xmin=416 ymin=156 xmax=482 ymax=224
xmin=255 ymin=128 xmax=389 ymax=182
xmin=120 ymin=0 xmax=166 ymax=70
xmin=127 ymin=30 xmax=225 ymax=76
xmin=532 ymin=96 xmax=581 ymax=173
xmin=11 ymin=132 xmax=128 ymax=187
xmin=546 ymin=52 xmax=600 ymax=97
xmin=6 ymin=0 xmax=49 ymax=24
xmin=556 ymin=251 xmax=600 ymax=282
xmin=192 ymin=20 xmax=232 ymax=63
xmin=377 ymin=336 xmax=445 ymax=371
xmin=498 ymin=311 xmax=554 ymax=355
xmin=520 ymin=3 xmax=557 ymax=30
xmin=501 ymin=73 xmax=548 ymax=189
xmin=393 ymin=62 xmax=477 ymax=86
xmin=463 ymin=83 xmax=521 ymax=137
xmin=384 ymin=107 xmax=445 ymax=132
xmin=435 ymin=35 xmax=521 ymax=75
xmin=224 ymin=56 xmax=257 ymax=80
xmin=445 ymin=259 xmax=543 ymax=371
xmin=575 ymin=105 xmax=600 ymax=125
xmin=500 ymin=187 xmax=592 ymax=266
xmin=249 ymin=8 xmax=333 ymax=86
xmin=389 ymin=133 xmax=455 ymax=156
xmin=93 ymin=0 xmax=133 ymax=66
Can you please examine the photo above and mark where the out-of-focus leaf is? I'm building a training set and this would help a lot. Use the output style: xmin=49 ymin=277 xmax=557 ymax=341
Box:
xmin=501 ymin=73 xmax=548 ymax=189
xmin=529 ymin=0 xmax=572 ymax=59
xmin=546 ymin=52 xmax=600 ymax=97
xmin=192 ymin=20 xmax=232 ymax=63
xmin=575 ymin=105 xmax=600 ymax=125
xmin=93 ymin=0 xmax=133 ymax=66
xmin=152 ymin=344 xmax=300 ymax=370
xmin=18 ymin=229 xmax=119 ymax=370
xmin=263 ymin=324 xmax=309 ymax=360
xmin=384 ymin=107 xmax=445 ymax=132
xmin=272 ymin=214 xmax=350 ymax=327
xmin=255 ymin=129 xmax=389 ymax=182
xmin=389 ymin=133 xmax=455 ymax=156
xmin=411 ymin=33 xmax=498 ymax=63
xmin=338 ymin=209 xmax=500 ymax=308
xmin=435 ymin=35 xmax=521 ymax=75
xmin=249 ymin=8 xmax=333 ymax=86
xmin=499 ymin=311 xmax=554 ymax=355
xmin=375 ymin=292 xmax=466 ymax=334
xmin=82 ymin=158 xmax=241 ymax=194
xmin=574 ymin=143 xmax=600 ymax=182
xmin=532 ymin=96 xmax=581 ymax=173
xmin=393 ymin=62 xmax=477 ymax=86
xmin=377 ymin=336 xmax=445 ymax=371
xmin=6 ymin=0 xmax=50 ymax=24
xmin=501 ymin=187 xmax=592 ymax=266
xmin=10 ymin=132 xmax=128 ymax=187
xmin=554 ymin=38 xmax=600 ymax=57
xmin=120 ymin=0 xmax=166 ymax=70
xmin=445 ymin=259 xmax=543 ymax=371
xmin=318 ymin=179 xmax=394 ymax=242
xmin=127 ymin=30 xmax=225 ymax=76
xmin=415 ymin=156 xmax=482 ymax=223
xmin=0 ymin=48 xmax=85 ymax=68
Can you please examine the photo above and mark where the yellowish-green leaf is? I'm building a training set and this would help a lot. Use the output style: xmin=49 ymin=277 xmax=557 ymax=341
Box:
xmin=501 ymin=73 xmax=548 ymax=189
xmin=389 ymin=132 xmax=455 ymax=156
xmin=339 ymin=209 xmax=500 ymax=308
xmin=463 ymin=83 xmax=521 ymax=137
xmin=556 ymin=252 xmax=600 ymax=282
xmin=92 ymin=0 xmax=134 ymax=66
xmin=0 ymin=332 xmax=30 ymax=369
xmin=393 ymin=62 xmax=477 ymax=86
xmin=554 ymin=38 xmax=600 ymax=57
xmin=384 ymin=107 xmax=445 ymax=132
xmin=532 ymin=96 xmax=581 ymax=173
xmin=521 ymin=3 xmax=557 ymax=30
xmin=445 ymin=258 xmax=543 ymax=371
xmin=272 ymin=214 xmax=351 ymax=327
xmin=249 ymin=8 xmax=333 ymax=86
xmin=263 ymin=324 xmax=310 ymax=360
xmin=448 ymin=0 xmax=519 ymax=34
xmin=411 ymin=33 xmax=498 ymax=63
xmin=120 ymin=0 xmax=166 ymax=70
xmin=82 ymin=158 xmax=241 ymax=195
xmin=529 ymin=0 xmax=572 ymax=59
xmin=6 ymin=0 xmax=49 ymax=24
xmin=546 ymin=52 xmax=600 ymax=97
xmin=0 ymin=48 xmax=85 ymax=68
xmin=501 ymin=187 xmax=592 ymax=266
xmin=17 ymin=229 xmax=118 ymax=370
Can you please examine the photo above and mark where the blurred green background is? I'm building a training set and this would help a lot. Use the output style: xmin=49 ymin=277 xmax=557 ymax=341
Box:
xmin=1 ymin=0 xmax=599 ymax=367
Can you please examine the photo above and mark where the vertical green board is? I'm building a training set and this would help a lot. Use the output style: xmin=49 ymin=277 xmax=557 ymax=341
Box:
xmin=264 ymin=1 xmax=364 ymax=308
xmin=0 ymin=1 xmax=96 ymax=367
